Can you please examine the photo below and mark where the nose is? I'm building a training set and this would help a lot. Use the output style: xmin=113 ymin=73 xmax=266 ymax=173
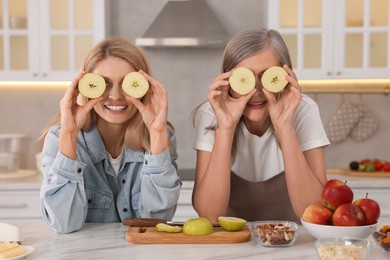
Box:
xmin=107 ymin=83 xmax=124 ymax=100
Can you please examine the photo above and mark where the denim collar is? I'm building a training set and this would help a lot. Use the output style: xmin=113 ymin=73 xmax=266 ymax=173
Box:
xmin=81 ymin=124 xmax=144 ymax=164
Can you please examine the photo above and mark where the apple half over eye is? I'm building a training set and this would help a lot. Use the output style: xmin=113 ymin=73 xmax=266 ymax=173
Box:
xmin=78 ymin=73 xmax=106 ymax=99
xmin=122 ymin=71 xmax=149 ymax=99
xmin=261 ymin=66 xmax=288 ymax=93
xmin=229 ymin=67 xmax=256 ymax=95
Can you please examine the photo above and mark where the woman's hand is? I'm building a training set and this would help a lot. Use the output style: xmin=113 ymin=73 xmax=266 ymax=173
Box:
xmin=262 ymin=65 xmax=301 ymax=131
xmin=208 ymin=71 xmax=255 ymax=130
xmin=126 ymin=70 xmax=168 ymax=133
xmin=59 ymin=72 xmax=102 ymax=159
xmin=60 ymin=72 xmax=102 ymax=134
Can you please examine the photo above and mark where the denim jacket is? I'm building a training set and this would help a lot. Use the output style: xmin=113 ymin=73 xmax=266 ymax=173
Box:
xmin=40 ymin=124 xmax=181 ymax=233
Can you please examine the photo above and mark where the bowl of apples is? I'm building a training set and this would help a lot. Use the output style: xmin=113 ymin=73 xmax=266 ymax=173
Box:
xmin=301 ymin=179 xmax=380 ymax=240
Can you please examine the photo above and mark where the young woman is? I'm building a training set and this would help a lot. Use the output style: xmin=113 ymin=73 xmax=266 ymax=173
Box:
xmin=192 ymin=29 xmax=330 ymax=223
xmin=40 ymin=37 xmax=181 ymax=233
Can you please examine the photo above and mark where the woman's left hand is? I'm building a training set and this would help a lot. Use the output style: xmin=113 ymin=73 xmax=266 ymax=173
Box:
xmin=125 ymin=70 xmax=168 ymax=133
xmin=262 ymin=65 xmax=301 ymax=131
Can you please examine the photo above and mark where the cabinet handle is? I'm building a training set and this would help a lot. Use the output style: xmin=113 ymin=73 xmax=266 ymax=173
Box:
xmin=0 ymin=203 xmax=28 ymax=209
xmin=336 ymin=71 xmax=341 ymax=76
xmin=327 ymin=71 xmax=332 ymax=76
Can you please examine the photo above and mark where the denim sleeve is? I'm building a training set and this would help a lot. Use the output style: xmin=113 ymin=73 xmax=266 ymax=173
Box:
xmin=138 ymin=130 xmax=182 ymax=220
xmin=40 ymin=127 xmax=88 ymax=233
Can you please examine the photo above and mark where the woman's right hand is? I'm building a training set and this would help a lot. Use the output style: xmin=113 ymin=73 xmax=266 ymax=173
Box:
xmin=59 ymin=72 xmax=102 ymax=134
xmin=207 ymin=71 xmax=255 ymax=130
xmin=58 ymin=72 xmax=102 ymax=159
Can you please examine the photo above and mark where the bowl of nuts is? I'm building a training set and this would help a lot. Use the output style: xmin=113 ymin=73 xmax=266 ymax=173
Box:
xmin=372 ymin=225 xmax=390 ymax=253
xmin=252 ymin=220 xmax=298 ymax=247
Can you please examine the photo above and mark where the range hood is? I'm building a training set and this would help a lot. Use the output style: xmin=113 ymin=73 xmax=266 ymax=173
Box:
xmin=135 ymin=0 xmax=230 ymax=48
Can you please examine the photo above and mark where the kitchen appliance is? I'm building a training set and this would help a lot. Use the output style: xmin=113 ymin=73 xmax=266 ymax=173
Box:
xmin=0 ymin=134 xmax=25 ymax=174
xmin=135 ymin=0 xmax=230 ymax=48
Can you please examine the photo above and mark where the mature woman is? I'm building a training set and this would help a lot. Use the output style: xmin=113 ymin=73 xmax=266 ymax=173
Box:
xmin=192 ymin=29 xmax=330 ymax=222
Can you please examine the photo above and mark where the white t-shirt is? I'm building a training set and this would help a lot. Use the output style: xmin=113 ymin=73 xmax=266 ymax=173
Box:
xmin=193 ymin=94 xmax=330 ymax=182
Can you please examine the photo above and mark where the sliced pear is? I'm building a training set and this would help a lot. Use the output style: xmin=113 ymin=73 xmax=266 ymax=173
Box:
xmin=217 ymin=216 xmax=247 ymax=231
xmin=122 ymin=71 xmax=149 ymax=98
xmin=229 ymin=67 xmax=256 ymax=95
xmin=78 ymin=73 xmax=106 ymax=99
xmin=261 ymin=66 xmax=288 ymax=93
xmin=155 ymin=223 xmax=183 ymax=233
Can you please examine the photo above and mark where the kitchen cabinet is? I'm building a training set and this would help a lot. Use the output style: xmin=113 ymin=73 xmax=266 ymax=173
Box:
xmin=0 ymin=0 xmax=108 ymax=81
xmin=267 ymin=0 xmax=390 ymax=79
xmin=0 ymin=174 xmax=41 ymax=220
xmin=173 ymin=181 xmax=198 ymax=221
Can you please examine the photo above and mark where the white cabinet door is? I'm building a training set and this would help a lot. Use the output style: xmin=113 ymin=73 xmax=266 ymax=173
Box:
xmin=0 ymin=191 xmax=41 ymax=219
xmin=267 ymin=0 xmax=390 ymax=79
xmin=0 ymin=0 xmax=108 ymax=80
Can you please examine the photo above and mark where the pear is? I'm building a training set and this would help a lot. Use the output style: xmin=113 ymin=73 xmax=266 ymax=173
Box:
xmin=261 ymin=66 xmax=288 ymax=93
xmin=229 ymin=67 xmax=256 ymax=95
xmin=78 ymin=73 xmax=106 ymax=99
xmin=122 ymin=71 xmax=149 ymax=98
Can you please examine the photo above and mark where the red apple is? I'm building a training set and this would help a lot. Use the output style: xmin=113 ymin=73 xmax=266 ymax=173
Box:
xmin=322 ymin=179 xmax=354 ymax=211
xmin=302 ymin=204 xmax=333 ymax=225
xmin=332 ymin=203 xmax=365 ymax=226
xmin=353 ymin=194 xmax=381 ymax=225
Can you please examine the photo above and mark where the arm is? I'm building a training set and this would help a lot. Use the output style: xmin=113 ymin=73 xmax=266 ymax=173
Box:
xmin=138 ymin=130 xmax=181 ymax=220
xmin=264 ymin=65 xmax=328 ymax=218
xmin=40 ymin=127 xmax=88 ymax=234
xmin=40 ymin=72 xmax=100 ymax=233
xmin=192 ymin=72 xmax=255 ymax=222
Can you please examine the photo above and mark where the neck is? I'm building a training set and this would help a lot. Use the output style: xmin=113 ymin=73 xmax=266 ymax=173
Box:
xmin=97 ymin=119 xmax=127 ymax=158
xmin=243 ymin=117 xmax=271 ymax=137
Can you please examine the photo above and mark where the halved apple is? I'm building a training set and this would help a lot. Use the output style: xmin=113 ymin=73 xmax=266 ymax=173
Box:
xmin=261 ymin=66 xmax=288 ymax=93
xmin=229 ymin=67 xmax=256 ymax=95
xmin=78 ymin=73 xmax=106 ymax=99
xmin=122 ymin=71 xmax=149 ymax=98
xmin=155 ymin=223 xmax=183 ymax=233
xmin=218 ymin=216 xmax=247 ymax=231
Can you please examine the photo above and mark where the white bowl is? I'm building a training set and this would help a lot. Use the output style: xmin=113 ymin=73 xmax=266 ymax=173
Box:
xmin=301 ymin=218 xmax=376 ymax=239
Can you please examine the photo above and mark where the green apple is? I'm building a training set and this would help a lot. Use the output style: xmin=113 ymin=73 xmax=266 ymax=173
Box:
xmin=218 ymin=216 xmax=247 ymax=231
xmin=78 ymin=73 xmax=106 ymax=99
xmin=261 ymin=66 xmax=288 ymax=93
xmin=229 ymin=67 xmax=256 ymax=95
xmin=122 ymin=71 xmax=149 ymax=98
xmin=182 ymin=217 xmax=214 ymax=236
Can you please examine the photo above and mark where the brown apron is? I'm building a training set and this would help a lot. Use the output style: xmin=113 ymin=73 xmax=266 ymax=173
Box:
xmin=227 ymin=171 xmax=300 ymax=223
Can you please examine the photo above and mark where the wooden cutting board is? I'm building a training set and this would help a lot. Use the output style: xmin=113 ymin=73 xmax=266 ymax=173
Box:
xmin=125 ymin=226 xmax=251 ymax=244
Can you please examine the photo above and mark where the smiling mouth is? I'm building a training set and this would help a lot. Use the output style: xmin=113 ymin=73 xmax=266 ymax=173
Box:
xmin=105 ymin=105 xmax=127 ymax=111
xmin=248 ymin=101 xmax=267 ymax=106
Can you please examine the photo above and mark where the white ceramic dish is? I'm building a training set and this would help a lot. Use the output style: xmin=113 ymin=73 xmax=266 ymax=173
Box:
xmin=301 ymin=218 xmax=376 ymax=239
xmin=5 ymin=245 xmax=34 ymax=260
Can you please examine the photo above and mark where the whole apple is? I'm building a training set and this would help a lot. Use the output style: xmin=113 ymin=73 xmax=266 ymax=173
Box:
xmin=322 ymin=179 xmax=354 ymax=211
xmin=353 ymin=195 xmax=381 ymax=225
xmin=332 ymin=203 xmax=365 ymax=226
xmin=302 ymin=204 xmax=333 ymax=225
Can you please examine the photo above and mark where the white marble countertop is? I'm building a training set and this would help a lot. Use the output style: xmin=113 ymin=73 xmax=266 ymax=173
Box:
xmin=4 ymin=217 xmax=388 ymax=260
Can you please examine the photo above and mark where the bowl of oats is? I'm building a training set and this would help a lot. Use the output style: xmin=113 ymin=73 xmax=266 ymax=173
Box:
xmin=252 ymin=220 xmax=298 ymax=247
xmin=314 ymin=237 xmax=370 ymax=260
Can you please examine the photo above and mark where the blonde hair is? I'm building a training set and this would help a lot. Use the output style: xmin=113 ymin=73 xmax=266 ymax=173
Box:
xmin=192 ymin=29 xmax=292 ymax=154
xmin=40 ymin=37 xmax=172 ymax=151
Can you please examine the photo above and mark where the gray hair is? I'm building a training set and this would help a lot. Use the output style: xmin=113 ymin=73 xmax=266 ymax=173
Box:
xmin=221 ymin=29 xmax=292 ymax=72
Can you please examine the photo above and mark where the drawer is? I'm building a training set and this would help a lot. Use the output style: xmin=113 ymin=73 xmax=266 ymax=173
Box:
xmin=0 ymin=191 xmax=41 ymax=219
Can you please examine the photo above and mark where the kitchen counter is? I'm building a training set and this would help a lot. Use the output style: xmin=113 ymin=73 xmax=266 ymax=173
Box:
xmin=5 ymin=218 xmax=389 ymax=260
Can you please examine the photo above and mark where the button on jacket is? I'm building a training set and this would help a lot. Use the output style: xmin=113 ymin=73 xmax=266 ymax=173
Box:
xmin=40 ymin=124 xmax=181 ymax=233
